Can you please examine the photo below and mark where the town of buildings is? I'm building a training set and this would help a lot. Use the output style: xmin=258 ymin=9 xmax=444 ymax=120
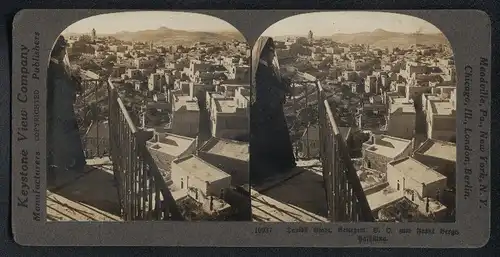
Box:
xmin=252 ymin=30 xmax=457 ymax=222
xmin=66 ymin=27 xmax=457 ymax=222
xmin=68 ymin=28 xmax=251 ymax=221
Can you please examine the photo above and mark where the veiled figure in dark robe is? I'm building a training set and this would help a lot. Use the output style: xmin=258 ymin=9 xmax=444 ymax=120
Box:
xmin=47 ymin=36 xmax=86 ymax=175
xmin=250 ymin=37 xmax=296 ymax=181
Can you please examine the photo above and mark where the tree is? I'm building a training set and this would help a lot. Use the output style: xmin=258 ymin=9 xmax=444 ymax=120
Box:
xmin=295 ymin=60 xmax=313 ymax=72
xmin=71 ymin=39 xmax=95 ymax=55
xmin=78 ymin=35 xmax=92 ymax=43
xmin=79 ymin=59 xmax=101 ymax=72
xmin=104 ymin=55 xmax=117 ymax=62
xmin=318 ymin=56 xmax=333 ymax=70
xmin=154 ymin=56 xmax=165 ymax=67
xmin=67 ymin=52 xmax=82 ymax=61
xmin=289 ymin=43 xmax=309 ymax=56
xmin=102 ymin=55 xmax=117 ymax=68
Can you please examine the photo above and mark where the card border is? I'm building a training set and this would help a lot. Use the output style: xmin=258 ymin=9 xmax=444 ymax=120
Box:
xmin=10 ymin=9 xmax=491 ymax=247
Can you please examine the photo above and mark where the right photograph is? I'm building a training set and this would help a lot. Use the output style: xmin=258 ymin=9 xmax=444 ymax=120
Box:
xmin=250 ymin=12 xmax=457 ymax=223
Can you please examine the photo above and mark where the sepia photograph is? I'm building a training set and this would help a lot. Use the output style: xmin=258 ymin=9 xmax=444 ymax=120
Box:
xmin=10 ymin=8 xmax=490 ymax=247
xmin=250 ymin=12 xmax=457 ymax=223
xmin=46 ymin=11 xmax=252 ymax=222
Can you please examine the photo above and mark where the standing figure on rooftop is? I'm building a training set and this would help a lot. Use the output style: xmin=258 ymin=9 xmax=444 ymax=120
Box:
xmin=47 ymin=35 xmax=86 ymax=176
xmin=250 ymin=37 xmax=296 ymax=179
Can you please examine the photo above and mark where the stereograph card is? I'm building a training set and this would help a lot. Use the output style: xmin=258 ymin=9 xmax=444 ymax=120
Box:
xmin=10 ymin=9 xmax=490 ymax=247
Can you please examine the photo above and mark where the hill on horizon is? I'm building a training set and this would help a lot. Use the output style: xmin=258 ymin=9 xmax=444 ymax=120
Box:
xmin=63 ymin=26 xmax=246 ymax=46
xmin=272 ymin=28 xmax=450 ymax=48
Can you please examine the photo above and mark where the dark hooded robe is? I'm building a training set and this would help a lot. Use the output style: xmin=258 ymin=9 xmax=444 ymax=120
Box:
xmin=47 ymin=39 xmax=86 ymax=172
xmin=250 ymin=37 xmax=296 ymax=179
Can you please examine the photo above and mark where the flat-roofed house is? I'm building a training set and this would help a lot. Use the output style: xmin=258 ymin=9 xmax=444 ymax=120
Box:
xmin=209 ymin=97 xmax=248 ymax=140
xmin=426 ymin=99 xmax=456 ymax=142
xmin=412 ymin=139 xmax=456 ymax=212
xmin=362 ymin=134 xmax=413 ymax=173
xmin=387 ymin=157 xmax=447 ymax=200
xmin=217 ymin=83 xmax=247 ymax=97
xmin=205 ymin=91 xmax=225 ymax=112
xmin=384 ymin=157 xmax=449 ymax=220
xmin=147 ymin=132 xmax=197 ymax=182
xmin=174 ymin=80 xmax=190 ymax=94
xmin=421 ymin=93 xmax=443 ymax=112
xmin=171 ymin=95 xmax=200 ymax=138
xmin=367 ymin=187 xmax=448 ymax=222
xmin=197 ymin=137 xmax=249 ymax=186
xmin=386 ymin=96 xmax=416 ymax=140
xmin=413 ymin=139 xmax=456 ymax=187
xmin=172 ymin=154 xmax=231 ymax=196
xmin=171 ymin=155 xmax=232 ymax=214
xmin=189 ymin=82 xmax=216 ymax=106
xmin=405 ymin=84 xmax=431 ymax=104
xmin=234 ymin=86 xmax=250 ymax=109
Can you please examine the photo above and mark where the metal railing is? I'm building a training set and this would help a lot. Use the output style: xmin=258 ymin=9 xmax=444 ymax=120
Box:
xmin=107 ymin=78 xmax=184 ymax=221
xmin=321 ymin=98 xmax=374 ymax=221
xmin=76 ymin=79 xmax=110 ymax=158
xmin=287 ymin=71 xmax=374 ymax=222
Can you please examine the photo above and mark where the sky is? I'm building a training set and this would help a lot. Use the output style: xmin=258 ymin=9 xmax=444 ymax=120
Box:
xmin=262 ymin=12 xmax=443 ymax=37
xmin=62 ymin=11 xmax=238 ymax=34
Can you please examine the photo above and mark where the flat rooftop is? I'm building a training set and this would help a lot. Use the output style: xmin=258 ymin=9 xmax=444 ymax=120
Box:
xmin=208 ymin=92 xmax=226 ymax=100
xmin=220 ymin=83 xmax=249 ymax=88
xmin=199 ymin=137 xmax=249 ymax=162
xmin=415 ymin=139 xmax=457 ymax=162
xmin=430 ymin=100 xmax=454 ymax=116
xmin=389 ymin=157 xmax=447 ymax=185
xmin=173 ymin=95 xmax=199 ymax=112
xmin=171 ymin=189 xmax=189 ymax=202
xmin=177 ymin=82 xmax=190 ymax=87
xmin=425 ymin=94 xmax=443 ymax=102
xmin=390 ymin=103 xmax=415 ymax=114
xmin=389 ymin=97 xmax=415 ymax=114
xmin=357 ymin=168 xmax=386 ymax=190
xmin=251 ymin=190 xmax=328 ymax=222
xmin=214 ymin=98 xmax=239 ymax=113
xmin=366 ymin=188 xmax=405 ymax=211
xmin=173 ymin=155 xmax=230 ymax=182
xmin=364 ymin=135 xmax=412 ymax=158
xmin=368 ymin=186 xmax=447 ymax=217
xmin=149 ymin=133 xmax=195 ymax=157
xmin=435 ymin=86 xmax=456 ymax=91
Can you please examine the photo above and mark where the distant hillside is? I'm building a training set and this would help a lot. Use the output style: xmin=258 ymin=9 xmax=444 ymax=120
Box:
xmin=65 ymin=27 xmax=245 ymax=46
xmin=330 ymin=29 xmax=449 ymax=48
xmin=273 ymin=29 xmax=450 ymax=49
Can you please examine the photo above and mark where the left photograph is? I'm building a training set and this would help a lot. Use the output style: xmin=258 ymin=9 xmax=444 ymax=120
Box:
xmin=46 ymin=11 xmax=251 ymax=222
